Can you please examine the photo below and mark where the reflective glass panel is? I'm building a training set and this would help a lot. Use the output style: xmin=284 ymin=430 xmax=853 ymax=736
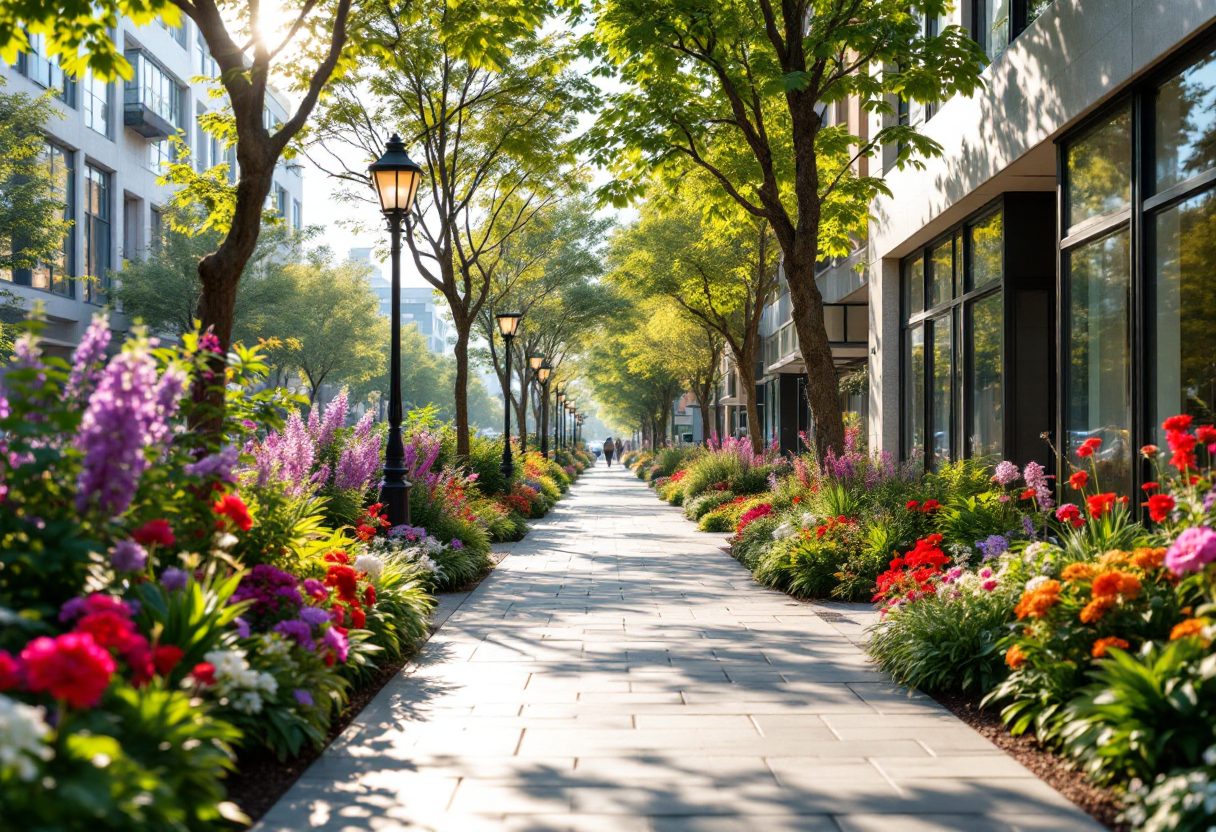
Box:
xmin=1151 ymin=188 xmax=1216 ymax=442
xmin=904 ymin=324 xmax=925 ymax=461
xmin=905 ymin=256 xmax=924 ymax=317
xmin=969 ymin=293 xmax=1003 ymax=461
xmin=1154 ymin=46 xmax=1216 ymax=194
xmin=929 ymin=240 xmax=953 ymax=308
xmin=931 ymin=314 xmax=953 ymax=464
xmin=1066 ymin=108 xmax=1132 ymax=230
xmin=969 ymin=211 xmax=1003 ymax=289
xmin=1067 ymin=228 xmax=1131 ymax=493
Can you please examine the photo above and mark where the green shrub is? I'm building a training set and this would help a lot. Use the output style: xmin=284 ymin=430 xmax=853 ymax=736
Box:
xmin=751 ymin=517 xmax=865 ymax=599
xmin=681 ymin=452 xmax=746 ymax=497
xmin=934 ymin=494 xmax=1021 ymax=548
xmin=868 ymin=584 xmax=1015 ymax=693
xmin=732 ymin=515 xmax=781 ymax=569
xmin=685 ymin=491 xmax=735 ymax=520
xmin=467 ymin=434 xmax=512 ymax=496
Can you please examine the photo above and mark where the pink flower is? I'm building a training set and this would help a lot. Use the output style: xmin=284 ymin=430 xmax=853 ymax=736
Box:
xmin=1166 ymin=526 xmax=1216 ymax=575
xmin=21 ymin=633 xmax=115 ymax=708
xmin=981 ymin=579 xmax=999 ymax=592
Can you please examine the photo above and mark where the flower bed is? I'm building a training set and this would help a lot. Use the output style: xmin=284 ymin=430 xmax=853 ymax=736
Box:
xmin=0 ymin=317 xmax=585 ymax=825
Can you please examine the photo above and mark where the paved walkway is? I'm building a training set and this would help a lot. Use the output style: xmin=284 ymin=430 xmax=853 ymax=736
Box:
xmin=257 ymin=465 xmax=1104 ymax=832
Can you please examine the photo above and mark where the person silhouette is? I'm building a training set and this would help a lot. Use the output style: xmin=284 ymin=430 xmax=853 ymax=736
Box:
xmin=602 ymin=437 xmax=616 ymax=467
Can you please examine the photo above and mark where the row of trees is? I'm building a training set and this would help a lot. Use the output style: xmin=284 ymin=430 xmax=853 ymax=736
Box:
xmin=0 ymin=0 xmax=990 ymax=461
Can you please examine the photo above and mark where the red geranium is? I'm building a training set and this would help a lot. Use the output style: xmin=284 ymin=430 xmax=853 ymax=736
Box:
xmin=1068 ymin=471 xmax=1088 ymax=490
xmin=1141 ymin=482 xmax=1160 ymax=492
xmin=1197 ymin=425 xmax=1216 ymax=444
xmin=364 ymin=586 xmax=377 ymax=607
xmin=906 ymin=500 xmax=919 ymax=510
xmin=1086 ymin=492 xmax=1118 ymax=518
xmin=921 ymin=499 xmax=941 ymax=512
xmin=213 ymin=494 xmax=253 ymax=531
xmin=152 ymin=645 xmax=184 ymax=677
xmin=1163 ymin=414 xmax=1194 ymax=432
xmin=21 ymin=633 xmax=115 ymax=709
xmin=1145 ymin=494 xmax=1176 ymax=524
xmin=350 ymin=608 xmax=367 ymax=629
xmin=132 ymin=519 xmax=175 ymax=548
xmin=1141 ymin=444 xmax=1160 ymax=457
xmin=1076 ymin=437 xmax=1102 ymax=458
xmin=190 ymin=662 xmax=216 ymax=687
xmin=325 ymin=565 xmax=360 ymax=605
xmin=1020 ymin=489 xmax=1037 ymax=500
xmin=0 ymin=650 xmax=21 ymax=690
xmin=1056 ymin=503 xmax=1084 ymax=528
xmin=324 ymin=550 xmax=351 ymax=565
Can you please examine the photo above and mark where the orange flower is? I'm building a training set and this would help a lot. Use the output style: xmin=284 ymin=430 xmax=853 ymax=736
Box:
xmin=1092 ymin=637 xmax=1130 ymax=658
xmin=1005 ymin=645 xmax=1028 ymax=669
xmin=1100 ymin=550 xmax=1131 ymax=566
xmin=1092 ymin=569 xmax=1141 ymax=600
xmin=1131 ymin=547 xmax=1166 ymax=570
xmin=1061 ymin=563 xmax=1094 ymax=581
xmin=1080 ymin=595 xmax=1116 ymax=623
xmin=1170 ymin=618 xmax=1209 ymax=642
xmin=1014 ymin=581 xmax=1062 ymax=620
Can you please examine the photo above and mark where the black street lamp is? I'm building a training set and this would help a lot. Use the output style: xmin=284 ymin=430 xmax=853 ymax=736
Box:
xmin=525 ymin=353 xmax=543 ymax=454
xmin=496 ymin=311 xmax=523 ymax=478
xmin=555 ymin=387 xmax=565 ymax=450
xmin=537 ymin=360 xmax=552 ymax=458
xmin=369 ymin=133 xmax=423 ymax=527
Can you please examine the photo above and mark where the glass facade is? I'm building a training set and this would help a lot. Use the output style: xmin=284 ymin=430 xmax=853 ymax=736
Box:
xmin=3 ymin=143 xmax=74 ymax=296
xmin=1065 ymin=108 xmax=1131 ymax=231
xmin=83 ymin=70 xmax=109 ymax=137
xmin=84 ymin=165 xmax=111 ymax=304
xmin=902 ymin=208 xmax=1005 ymax=466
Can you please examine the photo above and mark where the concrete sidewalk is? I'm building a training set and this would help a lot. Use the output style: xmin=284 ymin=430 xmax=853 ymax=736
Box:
xmin=256 ymin=464 xmax=1104 ymax=832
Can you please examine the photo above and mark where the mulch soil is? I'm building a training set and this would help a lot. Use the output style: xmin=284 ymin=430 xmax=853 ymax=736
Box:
xmin=223 ymin=552 xmax=508 ymax=826
xmin=931 ymin=691 xmax=1128 ymax=831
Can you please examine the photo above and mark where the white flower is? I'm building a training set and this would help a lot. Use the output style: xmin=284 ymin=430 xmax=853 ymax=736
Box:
xmin=423 ymin=536 xmax=443 ymax=554
xmin=415 ymin=554 xmax=440 ymax=575
xmin=1024 ymin=541 xmax=1058 ymax=562
xmin=1025 ymin=575 xmax=1049 ymax=592
xmin=354 ymin=554 xmax=384 ymax=583
xmin=259 ymin=634 xmax=292 ymax=660
xmin=0 ymin=695 xmax=53 ymax=782
xmin=256 ymin=672 xmax=279 ymax=696
xmin=799 ymin=512 xmax=819 ymax=528
xmin=233 ymin=691 xmax=264 ymax=714
xmin=772 ymin=521 xmax=795 ymax=541
xmin=212 ymin=532 xmax=239 ymax=551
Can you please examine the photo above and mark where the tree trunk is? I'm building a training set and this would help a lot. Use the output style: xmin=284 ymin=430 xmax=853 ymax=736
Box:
xmin=784 ymin=252 xmax=845 ymax=460
xmin=736 ymin=347 xmax=763 ymax=455
xmin=452 ymin=318 xmax=472 ymax=458
xmin=515 ymin=374 xmax=529 ymax=454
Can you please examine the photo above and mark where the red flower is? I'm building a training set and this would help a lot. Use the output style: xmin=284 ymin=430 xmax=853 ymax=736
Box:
xmin=791 ymin=496 xmax=801 ymax=504
xmin=364 ymin=586 xmax=377 ymax=607
xmin=1171 ymin=450 xmax=1198 ymax=472
xmin=1055 ymin=504 xmax=1083 ymax=528
xmin=1086 ymin=493 xmax=1117 ymax=517
xmin=1141 ymin=444 xmax=1160 ymax=457
xmin=0 ymin=650 xmax=21 ymax=690
xmin=906 ymin=500 xmax=919 ymax=510
xmin=1163 ymin=414 xmax=1194 ymax=432
xmin=75 ymin=611 xmax=137 ymax=651
xmin=1146 ymin=494 xmax=1176 ymax=523
xmin=21 ymin=633 xmax=115 ymax=709
xmin=124 ymin=636 xmax=154 ymax=687
xmin=1020 ymin=489 xmax=1037 ymax=500
xmin=1077 ymin=437 xmax=1102 ymax=458
xmin=132 ymin=519 xmax=175 ymax=548
xmin=152 ymin=645 xmax=184 ymax=677
xmin=213 ymin=494 xmax=253 ymax=531
xmin=1168 ymin=430 xmax=1197 ymax=454
xmin=323 ymin=550 xmax=351 ymax=565
xmin=350 ymin=608 xmax=367 ymax=629
xmin=1198 ymin=425 xmax=1216 ymax=444
xmin=816 ymin=525 xmax=827 ymax=538
xmin=1141 ymin=482 xmax=1160 ymax=492
xmin=1068 ymin=471 xmax=1088 ymax=490
xmin=921 ymin=499 xmax=941 ymax=512
xmin=355 ymin=524 xmax=378 ymax=542
xmin=325 ymin=565 xmax=361 ymax=604
xmin=190 ymin=662 xmax=216 ymax=687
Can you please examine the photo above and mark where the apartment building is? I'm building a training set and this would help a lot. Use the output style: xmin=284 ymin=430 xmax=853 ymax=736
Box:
xmin=746 ymin=0 xmax=1216 ymax=497
xmin=350 ymin=247 xmax=451 ymax=355
xmin=1 ymin=18 xmax=304 ymax=355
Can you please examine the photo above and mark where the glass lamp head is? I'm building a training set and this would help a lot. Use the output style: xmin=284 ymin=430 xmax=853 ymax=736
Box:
xmin=537 ymin=362 xmax=552 ymax=383
xmin=529 ymin=353 xmax=544 ymax=371
xmin=369 ymin=134 xmax=423 ymax=214
xmin=496 ymin=311 xmax=523 ymax=338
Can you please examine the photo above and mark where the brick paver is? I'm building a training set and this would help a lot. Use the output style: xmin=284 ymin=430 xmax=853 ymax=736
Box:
xmin=256 ymin=464 xmax=1104 ymax=832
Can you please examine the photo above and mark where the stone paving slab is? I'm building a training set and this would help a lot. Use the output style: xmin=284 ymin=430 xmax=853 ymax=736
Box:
xmin=255 ymin=465 xmax=1105 ymax=832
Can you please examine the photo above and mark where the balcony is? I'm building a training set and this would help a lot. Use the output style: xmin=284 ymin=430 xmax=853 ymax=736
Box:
xmin=122 ymin=50 xmax=183 ymax=140
xmin=764 ymin=303 xmax=868 ymax=373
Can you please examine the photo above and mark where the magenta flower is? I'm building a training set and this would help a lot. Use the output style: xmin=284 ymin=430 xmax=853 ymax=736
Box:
xmin=322 ymin=627 xmax=349 ymax=663
xmin=992 ymin=460 xmax=1019 ymax=487
xmin=1166 ymin=526 xmax=1216 ymax=575
xmin=184 ymin=445 xmax=239 ymax=483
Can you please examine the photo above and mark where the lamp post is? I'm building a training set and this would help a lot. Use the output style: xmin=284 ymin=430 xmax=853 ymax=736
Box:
xmin=555 ymin=387 xmax=565 ymax=450
xmin=496 ymin=312 xmax=523 ymax=478
xmin=369 ymin=133 xmax=423 ymax=527
xmin=526 ymin=353 xmax=543 ymax=453
xmin=537 ymin=360 xmax=552 ymax=458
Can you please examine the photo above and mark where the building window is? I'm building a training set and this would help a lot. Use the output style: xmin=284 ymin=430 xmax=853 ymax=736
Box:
xmin=84 ymin=165 xmax=111 ymax=304
xmin=1065 ymin=108 xmax=1132 ymax=233
xmin=196 ymin=104 xmax=209 ymax=170
xmin=126 ymin=52 xmax=185 ymax=129
xmin=972 ymin=0 xmax=1057 ymax=63
xmin=902 ymin=208 xmax=1005 ymax=465
xmin=150 ymin=207 xmax=163 ymax=251
xmin=83 ymin=69 xmax=110 ymax=137
xmin=292 ymin=199 xmax=302 ymax=231
xmin=276 ymin=184 xmax=288 ymax=219
xmin=197 ymin=28 xmax=217 ymax=77
xmin=158 ymin=16 xmax=188 ymax=48
xmin=7 ymin=142 xmax=74 ymax=296
xmin=19 ymin=32 xmax=75 ymax=105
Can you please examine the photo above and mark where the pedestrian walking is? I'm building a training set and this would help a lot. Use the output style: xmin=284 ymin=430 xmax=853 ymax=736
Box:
xmin=603 ymin=437 xmax=616 ymax=467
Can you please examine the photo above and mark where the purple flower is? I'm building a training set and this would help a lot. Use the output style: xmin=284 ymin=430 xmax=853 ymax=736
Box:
xmin=74 ymin=342 xmax=187 ymax=517
xmin=1166 ymin=526 xmax=1216 ymax=575
xmin=975 ymin=535 xmax=1009 ymax=563
xmin=299 ymin=606 xmax=330 ymax=628
xmin=335 ymin=412 xmax=382 ymax=491
xmin=1022 ymin=461 xmax=1054 ymax=509
xmin=992 ymin=461 xmax=1019 ymax=487
xmin=110 ymin=540 xmax=148 ymax=572
xmin=389 ymin=524 xmax=427 ymax=541
xmin=67 ymin=314 xmax=112 ymax=399
xmin=198 ymin=333 xmax=223 ymax=354
xmin=1022 ymin=515 xmax=1036 ymax=539
xmin=231 ymin=564 xmax=302 ymax=619
xmin=184 ymin=445 xmax=239 ymax=483
xmin=160 ymin=567 xmax=189 ymax=592
xmin=313 ymin=391 xmax=348 ymax=449
xmin=322 ymin=627 xmax=349 ymax=663
xmin=273 ymin=619 xmax=313 ymax=647
xmin=302 ymin=578 xmax=328 ymax=600
xmin=241 ymin=419 xmax=258 ymax=431
xmin=59 ymin=596 xmax=88 ymax=622
xmin=235 ymin=617 xmax=251 ymax=638
xmin=293 ymin=689 xmax=314 ymax=706
xmin=450 ymin=539 xmax=464 ymax=550
xmin=1205 ymin=490 xmax=1216 ymax=514
xmin=249 ymin=412 xmax=315 ymax=496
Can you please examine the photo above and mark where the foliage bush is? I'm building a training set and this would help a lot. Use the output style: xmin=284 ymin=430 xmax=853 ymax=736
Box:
xmin=685 ymin=490 xmax=736 ymax=521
